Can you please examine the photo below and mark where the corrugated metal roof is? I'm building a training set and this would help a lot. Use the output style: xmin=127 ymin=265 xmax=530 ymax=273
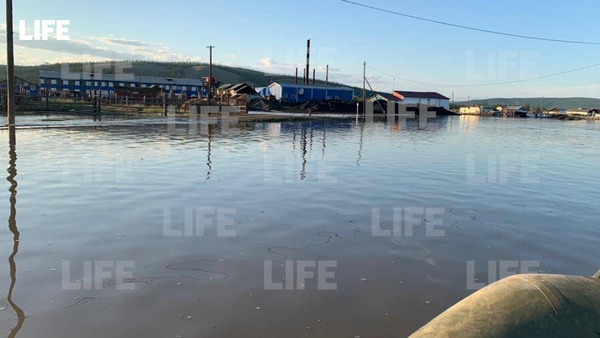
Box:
xmin=218 ymin=83 xmax=234 ymax=90
xmin=39 ymin=70 xmax=203 ymax=86
xmin=393 ymin=90 xmax=449 ymax=100
xmin=370 ymin=93 xmax=400 ymax=101
xmin=269 ymin=82 xmax=353 ymax=91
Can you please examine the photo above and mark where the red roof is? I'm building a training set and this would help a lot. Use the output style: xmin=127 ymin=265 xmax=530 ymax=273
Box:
xmin=393 ymin=91 xmax=449 ymax=100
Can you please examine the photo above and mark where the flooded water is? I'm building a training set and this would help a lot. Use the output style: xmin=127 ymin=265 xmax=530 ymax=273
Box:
xmin=0 ymin=115 xmax=599 ymax=337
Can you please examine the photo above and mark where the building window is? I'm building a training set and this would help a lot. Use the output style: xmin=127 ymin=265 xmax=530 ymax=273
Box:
xmin=75 ymin=80 xmax=80 ymax=86
xmin=109 ymin=82 xmax=114 ymax=87
xmin=182 ymin=86 xmax=187 ymax=91
xmin=102 ymin=82 xmax=106 ymax=86
xmin=120 ymin=82 xmax=125 ymax=87
xmin=141 ymin=84 xmax=147 ymax=88
xmin=166 ymin=85 xmax=170 ymax=90
xmin=94 ymin=81 xmax=99 ymax=86
xmin=63 ymin=80 xmax=69 ymax=85
xmin=51 ymin=79 xmax=56 ymax=85
xmin=191 ymin=87 xmax=197 ymax=91
xmin=130 ymin=83 xmax=136 ymax=87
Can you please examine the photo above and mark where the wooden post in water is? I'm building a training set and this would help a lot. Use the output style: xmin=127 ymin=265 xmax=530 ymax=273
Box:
xmin=5 ymin=0 xmax=15 ymax=125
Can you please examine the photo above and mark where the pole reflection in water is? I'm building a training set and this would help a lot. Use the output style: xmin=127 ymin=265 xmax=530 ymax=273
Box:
xmin=206 ymin=124 xmax=213 ymax=180
xmin=6 ymin=126 xmax=25 ymax=337
xmin=321 ymin=121 xmax=326 ymax=160
xmin=357 ymin=122 xmax=364 ymax=167
xmin=300 ymin=125 xmax=307 ymax=181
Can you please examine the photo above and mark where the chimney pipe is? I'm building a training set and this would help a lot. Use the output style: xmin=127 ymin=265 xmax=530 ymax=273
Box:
xmin=303 ymin=68 xmax=306 ymax=85
xmin=295 ymin=68 xmax=298 ymax=84
xmin=305 ymin=39 xmax=310 ymax=85
xmin=326 ymin=65 xmax=329 ymax=86
xmin=313 ymin=69 xmax=315 ymax=85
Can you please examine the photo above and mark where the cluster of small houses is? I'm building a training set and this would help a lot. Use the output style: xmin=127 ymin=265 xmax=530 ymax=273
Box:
xmin=0 ymin=71 xmax=456 ymax=110
xmin=2 ymin=71 xmax=596 ymax=118
xmin=459 ymin=105 xmax=598 ymax=118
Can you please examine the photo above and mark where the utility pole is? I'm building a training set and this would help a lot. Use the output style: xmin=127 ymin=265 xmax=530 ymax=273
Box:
xmin=542 ymin=96 xmax=544 ymax=112
xmin=6 ymin=0 xmax=15 ymax=125
xmin=206 ymin=45 xmax=215 ymax=101
xmin=305 ymin=39 xmax=310 ymax=86
xmin=44 ymin=62 xmax=50 ymax=110
xmin=362 ymin=61 xmax=366 ymax=115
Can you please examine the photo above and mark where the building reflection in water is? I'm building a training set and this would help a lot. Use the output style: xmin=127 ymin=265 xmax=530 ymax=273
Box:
xmin=6 ymin=126 xmax=25 ymax=337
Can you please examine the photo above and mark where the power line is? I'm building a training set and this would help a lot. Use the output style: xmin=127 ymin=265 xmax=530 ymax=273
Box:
xmin=340 ymin=0 xmax=600 ymax=45
xmin=367 ymin=63 xmax=600 ymax=87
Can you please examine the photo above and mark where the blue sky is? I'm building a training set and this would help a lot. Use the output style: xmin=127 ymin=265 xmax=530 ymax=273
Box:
xmin=1 ymin=0 xmax=599 ymax=99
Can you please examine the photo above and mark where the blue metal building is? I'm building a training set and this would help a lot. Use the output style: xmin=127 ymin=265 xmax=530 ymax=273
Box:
xmin=267 ymin=82 xmax=354 ymax=102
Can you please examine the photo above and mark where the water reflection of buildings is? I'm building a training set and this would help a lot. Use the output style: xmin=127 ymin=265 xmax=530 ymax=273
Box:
xmin=6 ymin=127 xmax=25 ymax=337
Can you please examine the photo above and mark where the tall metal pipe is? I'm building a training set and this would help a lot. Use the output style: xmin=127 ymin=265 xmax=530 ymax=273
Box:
xmin=312 ymin=69 xmax=315 ymax=85
xmin=305 ymin=39 xmax=310 ymax=85
xmin=326 ymin=65 xmax=329 ymax=86
xmin=303 ymin=68 xmax=306 ymax=85
xmin=295 ymin=68 xmax=298 ymax=84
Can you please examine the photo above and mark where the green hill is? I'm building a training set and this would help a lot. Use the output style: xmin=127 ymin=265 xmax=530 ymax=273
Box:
xmin=456 ymin=97 xmax=600 ymax=110
xmin=0 ymin=61 xmax=368 ymax=96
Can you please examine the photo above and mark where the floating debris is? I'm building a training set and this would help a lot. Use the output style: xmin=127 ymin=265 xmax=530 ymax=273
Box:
xmin=186 ymin=316 xmax=192 ymax=319
xmin=256 ymin=307 xmax=261 ymax=310
xmin=360 ymin=278 xmax=368 ymax=282
xmin=425 ymin=301 xmax=431 ymax=305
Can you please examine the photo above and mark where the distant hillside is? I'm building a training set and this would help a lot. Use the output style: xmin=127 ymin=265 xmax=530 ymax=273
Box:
xmin=0 ymin=61 xmax=368 ymax=96
xmin=456 ymin=97 xmax=600 ymax=110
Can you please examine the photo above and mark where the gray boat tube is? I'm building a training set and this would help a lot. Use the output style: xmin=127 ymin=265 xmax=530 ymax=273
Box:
xmin=410 ymin=271 xmax=600 ymax=338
